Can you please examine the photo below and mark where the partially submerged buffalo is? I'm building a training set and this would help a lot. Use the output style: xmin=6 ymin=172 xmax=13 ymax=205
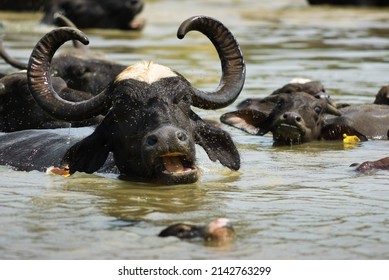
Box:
xmin=159 ymin=218 xmax=236 ymax=245
xmin=0 ymin=0 xmax=45 ymax=11
xmin=323 ymin=104 xmax=389 ymax=141
xmin=307 ymin=0 xmax=389 ymax=6
xmin=0 ymin=51 xmax=126 ymax=131
xmin=0 ymin=57 xmax=124 ymax=131
xmin=0 ymin=0 xmax=145 ymax=30
xmin=0 ymin=15 xmax=127 ymax=131
xmin=221 ymin=92 xmax=342 ymax=145
xmin=0 ymin=16 xmax=126 ymax=94
xmin=351 ymin=157 xmax=389 ymax=172
xmin=221 ymin=89 xmax=389 ymax=145
xmin=0 ymin=72 xmax=103 ymax=131
xmin=41 ymin=0 xmax=145 ymax=30
xmin=0 ymin=16 xmax=245 ymax=184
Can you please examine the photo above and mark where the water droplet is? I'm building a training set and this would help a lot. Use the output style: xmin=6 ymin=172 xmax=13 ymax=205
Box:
xmin=66 ymin=123 xmax=72 ymax=144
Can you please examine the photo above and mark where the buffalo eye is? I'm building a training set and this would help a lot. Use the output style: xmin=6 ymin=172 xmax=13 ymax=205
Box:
xmin=314 ymin=106 xmax=322 ymax=114
xmin=173 ymin=92 xmax=191 ymax=105
xmin=275 ymin=98 xmax=285 ymax=109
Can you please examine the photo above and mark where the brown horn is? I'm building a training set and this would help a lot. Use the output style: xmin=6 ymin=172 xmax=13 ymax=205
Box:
xmin=177 ymin=15 xmax=246 ymax=110
xmin=53 ymin=13 xmax=88 ymax=50
xmin=27 ymin=27 xmax=113 ymax=121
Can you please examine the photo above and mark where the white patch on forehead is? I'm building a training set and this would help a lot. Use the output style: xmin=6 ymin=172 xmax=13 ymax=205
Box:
xmin=289 ymin=78 xmax=312 ymax=84
xmin=115 ymin=61 xmax=177 ymax=84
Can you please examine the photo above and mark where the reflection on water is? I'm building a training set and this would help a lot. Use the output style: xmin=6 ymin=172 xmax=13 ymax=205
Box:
xmin=1 ymin=0 xmax=389 ymax=259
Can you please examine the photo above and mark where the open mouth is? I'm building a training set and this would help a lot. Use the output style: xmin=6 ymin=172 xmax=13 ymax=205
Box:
xmin=274 ymin=123 xmax=304 ymax=143
xmin=155 ymin=152 xmax=199 ymax=184
xmin=160 ymin=152 xmax=193 ymax=174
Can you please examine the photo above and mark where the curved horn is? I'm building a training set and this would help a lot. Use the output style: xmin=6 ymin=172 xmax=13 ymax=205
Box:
xmin=53 ymin=13 xmax=88 ymax=50
xmin=27 ymin=27 xmax=113 ymax=121
xmin=177 ymin=16 xmax=246 ymax=110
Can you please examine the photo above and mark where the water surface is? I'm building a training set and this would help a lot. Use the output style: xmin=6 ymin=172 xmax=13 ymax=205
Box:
xmin=0 ymin=0 xmax=389 ymax=259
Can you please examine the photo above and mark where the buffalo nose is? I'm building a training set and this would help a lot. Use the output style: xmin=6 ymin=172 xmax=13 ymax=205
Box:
xmin=282 ymin=112 xmax=302 ymax=124
xmin=145 ymin=128 xmax=189 ymax=146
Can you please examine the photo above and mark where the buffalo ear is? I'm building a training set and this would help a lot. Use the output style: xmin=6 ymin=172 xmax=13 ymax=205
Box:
xmin=61 ymin=128 xmax=111 ymax=174
xmin=220 ymin=109 xmax=270 ymax=135
xmin=320 ymin=123 xmax=368 ymax=141
xmin=191 ymin=112 xmax=240 ymax=170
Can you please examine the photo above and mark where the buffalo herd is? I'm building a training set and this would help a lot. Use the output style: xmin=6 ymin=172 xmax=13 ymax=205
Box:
xmin=1 ymin=6 xmax=389 ymax=245
xmin=0 ymin=11 xmax=389 ymax=185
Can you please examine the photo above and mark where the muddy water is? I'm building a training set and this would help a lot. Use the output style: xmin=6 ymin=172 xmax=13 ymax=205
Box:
xmin=1 ymin=0 xmax=389 ymax=259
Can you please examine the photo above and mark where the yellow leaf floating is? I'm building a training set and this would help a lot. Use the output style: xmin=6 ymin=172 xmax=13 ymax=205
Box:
xmin=343 ymin=133 xmax=360 ymax=143
xmin=46 ymin=165 xmax=71 ymax=177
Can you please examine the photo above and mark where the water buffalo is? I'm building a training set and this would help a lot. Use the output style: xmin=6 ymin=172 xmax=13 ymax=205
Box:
xmin=0 ymin=72 xmax=102 ymax=131
xmin=351 ymin=157 xmax=389 ymax=172
xmin=0 ymin=15 xmax=126 ymax=94
xmin=41 ymin=0 xmax=145 ymax=30
xmin=0 ymin=0 xmax=144 ymax=30
xmin=307 ymin=0 xmax=389 ymax=6
xmin=159 ymin=218 xmax=236 ymax=245
xmin=323 ymin=104 xmax=389 ymax=140
xmin=0 ymin=16 xmax=245 ymax=184
xmin=0 ymin=0 xmax=45 ymax=11
xmin=221 ymin=92 xmax=343 ymax=146
xmin=0 ymin=15 xmax=128 ymax=131
xmin=0 ymin=55 xmax=125 ymax=132
xmin=0 ymin=52 xmax=126 ymax=97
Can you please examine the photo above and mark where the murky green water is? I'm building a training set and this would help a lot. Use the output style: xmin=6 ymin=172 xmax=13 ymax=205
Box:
xmin=1 ymin=0 xmax=389 ymax=259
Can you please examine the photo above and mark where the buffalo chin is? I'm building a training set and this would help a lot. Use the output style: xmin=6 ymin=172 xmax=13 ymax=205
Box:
xmin=118 ymin=167 xmax=199 ymax=185
xmin=158 ymin=167 xmax=199 ymax=185
xmin=274 ymin=124 xmax=304 ymax=145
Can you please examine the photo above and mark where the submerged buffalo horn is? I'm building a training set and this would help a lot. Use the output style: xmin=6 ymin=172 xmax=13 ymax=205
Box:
xmin=27 ymin=27 xmax=113 ymax=121
xmin=177 ymin=16 xmax=246 ymax=110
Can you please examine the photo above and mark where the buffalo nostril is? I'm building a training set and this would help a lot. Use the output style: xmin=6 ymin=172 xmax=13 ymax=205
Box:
xmin=176 ymin=131 xmax=188 ymax=142
xmin=295 ymin=116 xmax=302 ymax=122
xmin=282 ymin=113 xmax=288 ymax=119
xmin=146 ymin=135 xmax=158 ymax=146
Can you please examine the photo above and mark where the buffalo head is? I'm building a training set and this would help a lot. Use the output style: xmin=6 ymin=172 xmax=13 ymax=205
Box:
xmin=374 ymin=85 xmax=389 ymax=105
xmin=26 ymin=16 xmax=245 ymax=184
xmin=221 ymin=92 xmax=341 ymax=146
